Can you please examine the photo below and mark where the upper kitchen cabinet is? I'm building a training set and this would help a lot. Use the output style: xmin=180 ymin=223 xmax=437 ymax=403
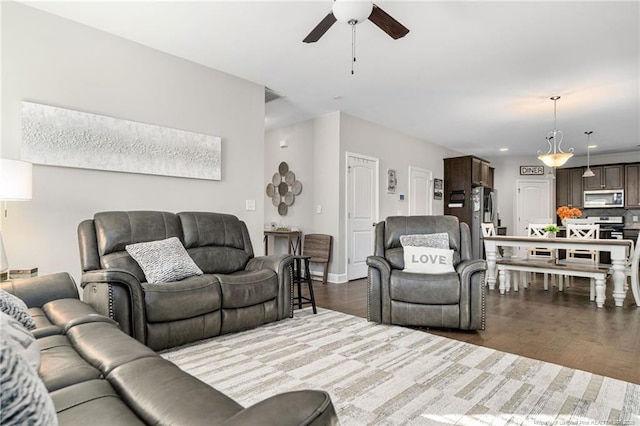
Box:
xmin=471 ymin=157 xmax=491 ymax=187
xmin=582 ymin=164 xmax=625 ymax=190
xmin=556 ymin=167 xmax=584 ymax=208
xmin=625 ymin=163 xmax=640 ymax=208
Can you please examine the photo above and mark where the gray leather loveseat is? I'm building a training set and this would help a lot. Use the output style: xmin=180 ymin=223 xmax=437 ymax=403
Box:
xmin=78 ymin=211 xmax=294 ymax=351
xmin=367 ymin=215 xmax=486 ymax=330
xmin=0 ymin=273 xmax=337 ymax=425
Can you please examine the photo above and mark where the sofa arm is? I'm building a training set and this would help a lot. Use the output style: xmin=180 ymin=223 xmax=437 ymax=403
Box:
xmin=222 ymin=390 xmax=338 ymax=426
xmin=81 ymin=269 xmax=147 ymax=343
xmin=366 ymin=256 xmax=391 ymax=324
xmin=456 ymin=259 xmax=487 ymax=330
xmin=246 ymin=254 xmax=294 ymax=319
xmin=246 ymin=254 xmax=293 ymax=274
xmin=0 ymin=272 xmax=79 ymax=308
xmin=456 ymin=259 xmax=487 ymax=280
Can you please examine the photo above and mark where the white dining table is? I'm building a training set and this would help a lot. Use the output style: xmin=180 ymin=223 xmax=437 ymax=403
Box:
xmin=483 ymin=235 xmax=633 ymax=307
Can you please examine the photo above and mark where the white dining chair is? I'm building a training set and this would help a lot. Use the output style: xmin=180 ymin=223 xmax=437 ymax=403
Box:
xmin=481 ymin=222 xmax=496 ymax=239
xmin=483 ymin=223 xmax=525 ymax=291
xmin=619 ymin=235 xmax=640 ymax=306
xmin=525 ymin=223 xmax=557 ymax=290
xmin=558 ymin=223 xmax=600 ymax=299
xmin=482 ymin=223 xmax=499 ymax=285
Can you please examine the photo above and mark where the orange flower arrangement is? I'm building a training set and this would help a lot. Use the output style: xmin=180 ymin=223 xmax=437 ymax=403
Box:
xmin=557 ymin=206 xmax=582 ymax=220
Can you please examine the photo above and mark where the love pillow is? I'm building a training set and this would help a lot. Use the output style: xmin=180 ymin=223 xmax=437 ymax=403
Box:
xmin=403 ymin=246 xmax=455 ymax=274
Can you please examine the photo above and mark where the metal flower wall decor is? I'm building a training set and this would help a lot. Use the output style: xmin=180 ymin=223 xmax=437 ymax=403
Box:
xmin=265 ymin=162 xmax=302 ymax=216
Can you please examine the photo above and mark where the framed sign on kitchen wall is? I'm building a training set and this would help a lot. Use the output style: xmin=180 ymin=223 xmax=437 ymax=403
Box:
xmin=519 ymin=165 xmax=544 ymax=176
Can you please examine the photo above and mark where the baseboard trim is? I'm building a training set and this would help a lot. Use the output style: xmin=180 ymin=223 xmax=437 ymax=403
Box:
xmin=310 ymin=271 xmax=348 ymax=284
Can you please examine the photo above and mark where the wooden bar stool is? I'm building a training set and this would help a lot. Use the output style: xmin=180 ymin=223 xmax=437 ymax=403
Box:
xmin=293 ymin=255 xmax=317 ymax=314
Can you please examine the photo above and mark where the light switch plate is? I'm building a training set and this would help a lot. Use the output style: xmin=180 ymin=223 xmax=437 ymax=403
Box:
xmin=246 ymin=200 xmax=256 ymax=211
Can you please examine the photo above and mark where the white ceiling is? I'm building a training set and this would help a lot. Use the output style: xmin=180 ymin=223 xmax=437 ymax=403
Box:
xmin=22 ymin=1 xmax=640 ymax=159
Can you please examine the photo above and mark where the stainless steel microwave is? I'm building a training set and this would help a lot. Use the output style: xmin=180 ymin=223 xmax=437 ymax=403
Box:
xmin=583 ymin=190 xmax=624 ymax=208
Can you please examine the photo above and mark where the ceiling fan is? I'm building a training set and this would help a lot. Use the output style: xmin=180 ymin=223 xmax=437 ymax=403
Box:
xmin=303 ymin=0 xmax=410 ymax=43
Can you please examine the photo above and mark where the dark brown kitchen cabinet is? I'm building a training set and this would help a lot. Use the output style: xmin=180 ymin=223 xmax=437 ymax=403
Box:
xmin=487 ymin=167 xmax=495 ymax=189
xmin=556 ymin=167 xmax=584 ymax=208
xmin=444 ymin=155 xmax=493 ymax=228
xmin=471 ymin=157 xmax=491 ymax=187
xmin=625 ymin=163 xmax=640 ymax=208
xmin=582 ymin=164 xmax=624 ymax=190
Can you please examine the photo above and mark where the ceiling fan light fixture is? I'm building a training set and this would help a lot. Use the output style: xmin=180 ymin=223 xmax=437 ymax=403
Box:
xmin=332 ymin=0 xmax=373 ymax=25
xmin=537 ymin=96 xmax=574 ymax=168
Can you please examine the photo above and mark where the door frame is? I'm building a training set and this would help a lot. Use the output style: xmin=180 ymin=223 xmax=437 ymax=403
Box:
xmin=408 ymin=165 xmax=433 ymax=216
xmin=345 ymin=151 xmax=380 ymax=281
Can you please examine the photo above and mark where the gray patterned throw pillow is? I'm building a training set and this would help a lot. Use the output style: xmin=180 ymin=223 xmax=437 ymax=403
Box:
xmin=0 ymin=334 xmax=58 ymax=426
xmin=0 ymin=289 xmax=36 ymax=330
xmin=125 ymin=237 xmax=203 ymax=284
xmin=399 ymin=233 xmax=449 ymax=249
xmin=0 ymin=312 xmax=40 ymax=371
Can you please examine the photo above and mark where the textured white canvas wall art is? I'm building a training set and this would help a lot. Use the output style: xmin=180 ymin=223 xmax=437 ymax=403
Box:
xmin=21 ymin=102 xmax=222 ymax=180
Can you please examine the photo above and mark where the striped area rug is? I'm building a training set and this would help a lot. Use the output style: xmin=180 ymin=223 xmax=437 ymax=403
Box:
xmin=160 ymin=308 xmax=640 ymax=425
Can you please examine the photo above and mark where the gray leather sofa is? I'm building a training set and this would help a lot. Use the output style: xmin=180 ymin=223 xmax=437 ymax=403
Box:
xmin=78 ymin=211 xmax=294 ymax=351
xmin=367 ymin=215 xmax=487 ymax=330
xmin=1 ymin=273 xmax=337 ymax=425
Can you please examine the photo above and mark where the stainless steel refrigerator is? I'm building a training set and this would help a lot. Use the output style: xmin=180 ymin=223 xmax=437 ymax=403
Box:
xmin=471 ymin=186 xmax=498 ymax=259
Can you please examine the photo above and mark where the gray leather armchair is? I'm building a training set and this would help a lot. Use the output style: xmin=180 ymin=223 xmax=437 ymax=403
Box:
xmin=366 ymin=215 xmax=486 ymax=330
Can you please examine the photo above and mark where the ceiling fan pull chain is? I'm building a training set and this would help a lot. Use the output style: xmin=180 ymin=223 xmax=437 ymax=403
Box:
xmin=351 ymin=24 xmax=356 ymax=75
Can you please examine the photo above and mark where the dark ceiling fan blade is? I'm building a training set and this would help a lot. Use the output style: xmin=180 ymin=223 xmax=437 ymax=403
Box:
xmin=303 ymin=12 xmax=337 ymax=43
xmin=368 ymin=4 xmax=409 ymax=39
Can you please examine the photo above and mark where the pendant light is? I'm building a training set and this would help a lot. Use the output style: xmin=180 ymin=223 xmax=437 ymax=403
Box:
xmin=537 ymin=96 xmax=574 ymax=167
xmin=582 ymin=131 xmax=595 ymax=178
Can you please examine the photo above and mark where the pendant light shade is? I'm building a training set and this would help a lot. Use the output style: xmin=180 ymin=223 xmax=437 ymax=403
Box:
xmin=537 ymin=96 xmax=574 ymax=168
xmin=582 ymin=131 xmax=595 ymax=178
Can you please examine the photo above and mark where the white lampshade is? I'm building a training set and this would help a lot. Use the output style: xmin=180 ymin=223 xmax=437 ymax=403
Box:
xmin=0 ymin=159 xmax=32 ymax=200
xmin=537 ymin=152 xmax=573 ymax=168
xmin=332 ymin=0 xmax=373 ymax=24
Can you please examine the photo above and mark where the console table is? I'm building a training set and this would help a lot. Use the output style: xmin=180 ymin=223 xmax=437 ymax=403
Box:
xmin=264 ymin=230 xmax=302 ymax=256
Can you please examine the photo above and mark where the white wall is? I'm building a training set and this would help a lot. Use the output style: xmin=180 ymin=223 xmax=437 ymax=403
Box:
xmin=266 ymin=111 xmax=463 ymax=283
xmin=264 ymin=112 xmax=341 ymax=277
xmin=339 ymin=113 xmax=462 ymax=220
xmin=1 ymin=3 xmax=266 ymax=283
xmin=264 ymin=118 xmax=315 ymax=254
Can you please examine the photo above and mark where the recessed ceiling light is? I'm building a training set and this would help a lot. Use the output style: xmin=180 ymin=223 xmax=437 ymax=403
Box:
xmin=588 ymin=144 xmax=597 ymax=149
xmin=499 ymin=148 xmax=509 ymax=152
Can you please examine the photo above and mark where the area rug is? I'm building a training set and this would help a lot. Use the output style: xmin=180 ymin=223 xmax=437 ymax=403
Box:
xmin=160 ymin=308 xmax=639 ymax=425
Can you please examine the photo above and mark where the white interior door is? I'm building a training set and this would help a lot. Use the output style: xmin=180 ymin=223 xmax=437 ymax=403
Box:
xmin=346 ymin=153 xmax=379 ymax=280
xmin=408 ymin=166 xmax=432 ymax=216
xmin=516 ymin=179 xmax=553 ymax=236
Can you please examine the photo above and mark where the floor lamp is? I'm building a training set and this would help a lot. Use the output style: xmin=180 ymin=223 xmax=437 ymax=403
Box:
xmin=0 ymin=159 xmax=33 ymax=273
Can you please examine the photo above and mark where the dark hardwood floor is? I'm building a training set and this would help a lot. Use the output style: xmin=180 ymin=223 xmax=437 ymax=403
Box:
xmin=301 ymin=276 xmax=640 ymax=385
